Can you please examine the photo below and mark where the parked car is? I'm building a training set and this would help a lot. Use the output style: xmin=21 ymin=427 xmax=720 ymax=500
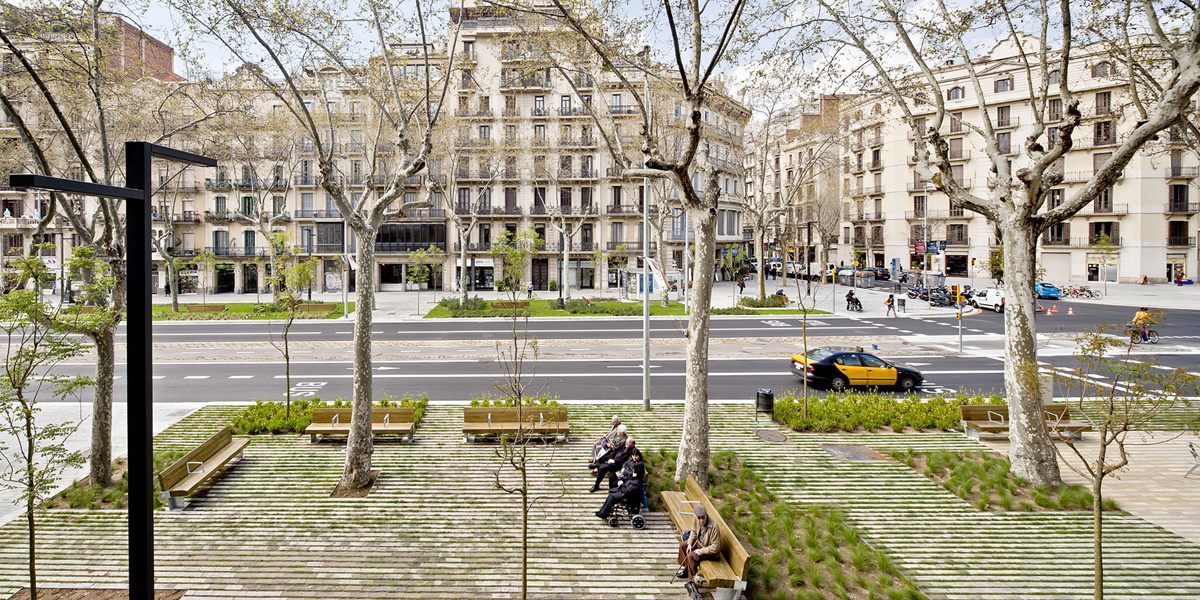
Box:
xmin=972 ymin=288 xmax=1006 ymax=312
xmin=1034 ymin=282 xmax=1060 ymax=299
xmin=864 ymin=267 xmax=891 ymax=280
xmin=790 ymin=347 xmax=924 ymax=392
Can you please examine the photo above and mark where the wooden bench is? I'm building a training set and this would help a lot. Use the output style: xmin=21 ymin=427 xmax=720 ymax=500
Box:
xmin=661 ymin=475 xmax=749 ymax=600
xmin=184 ymin=304 xmax=225 ymax=312
xmin=462 ymin=406 xmax=570 ymax=443
xmin=298 ymin=303 xmax=337 ymax=312
xmin=492 ymin=300 xmax=530 ymax=310
xmin=157 ymin=426 xmax=249 ymax=510
xmin=304 ymin=407 xmax=416 ymax=443
xmin=960 ymin=404 xmax=1093 ymax=441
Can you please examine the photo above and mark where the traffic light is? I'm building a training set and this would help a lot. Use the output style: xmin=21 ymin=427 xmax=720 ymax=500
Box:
xmin=951 ymin=285 xmax=960 ymax=303
xmin=971 ymin=257 xmax=976 ymax=266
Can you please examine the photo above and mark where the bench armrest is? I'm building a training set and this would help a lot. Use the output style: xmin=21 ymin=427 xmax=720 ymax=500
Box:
xmin=332 ymin=414 xmax=339 ymax=425
xmin=680 ymin=499 xmax=702 ymax=517
xmin=384 ymin=413 xmax=390 ymax=426
xmin=186 ymin=461 xmax=205 ymax=474
xmin=986 ymin=410 xmax=1006 ymax=424
xmin=1044 ymin=410 xmax=1063 ymax=428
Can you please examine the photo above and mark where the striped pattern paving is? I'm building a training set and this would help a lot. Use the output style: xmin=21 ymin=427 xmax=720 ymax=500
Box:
xmin=0 ymin=403 xmax=1196 ymax=599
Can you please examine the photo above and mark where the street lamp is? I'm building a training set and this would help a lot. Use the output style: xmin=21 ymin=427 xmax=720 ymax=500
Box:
xmin=9 ymin=142 xmax=216 ymax=600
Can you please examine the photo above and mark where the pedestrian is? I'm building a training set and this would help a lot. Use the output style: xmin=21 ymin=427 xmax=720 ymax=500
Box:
xmin=885 ymin=294 xmax=897 ymax=317
xmin=1176 ymin=274 xmax=1184 ymax=286
xmin=737 ymin=278 xmax=745 ymax=294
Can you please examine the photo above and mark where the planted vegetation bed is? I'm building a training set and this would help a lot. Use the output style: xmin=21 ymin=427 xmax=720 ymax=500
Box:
xmin=43 ymin=452 xmax=187 ymax=511
xmin=232 ymin=396 xmax=429 ymax=435
xmin=644 ymin=449 xmax=926 ymax=600
xmin=891 ymin=449 xmax=1120 ymax=512
xmin=149 ymin=302 xmax=352 ymax=320
xmin=774 ymin=394 xmax=1005 ymax=433
xmin=7 ymin=589 xmax=185 ymax=600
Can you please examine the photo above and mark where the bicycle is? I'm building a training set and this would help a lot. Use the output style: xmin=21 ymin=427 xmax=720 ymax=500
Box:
xmin=1124 ymin=323 xmax=1159 ymax=344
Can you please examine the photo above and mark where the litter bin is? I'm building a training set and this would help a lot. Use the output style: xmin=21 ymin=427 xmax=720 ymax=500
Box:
xmin=755 ymin=388 xmax=774 ymax=421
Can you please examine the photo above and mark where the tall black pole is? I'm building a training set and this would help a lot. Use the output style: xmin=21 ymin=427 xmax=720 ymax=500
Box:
xmin=125 ymin=141 xmax=154 ymax=600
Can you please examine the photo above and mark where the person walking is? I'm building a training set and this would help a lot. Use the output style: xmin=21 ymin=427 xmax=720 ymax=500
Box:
xmin=737 ymin=278 xmax=745 ymax=294
xmin=885 ymin=294 xmax=897 ymax=317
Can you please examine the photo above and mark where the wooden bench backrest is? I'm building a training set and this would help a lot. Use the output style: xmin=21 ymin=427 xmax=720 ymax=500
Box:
xmin=158 ymin=427 xmax=232 ymax=491
xmin=311 ymin=407 xmax=416 ymax=424
xmin=684 ymin=475 xmax=749 ymax=581
xmin=960 ymin=404 xmax=1070 ymax=423
xmin=463 ymin=406 xmax=569 ymax=425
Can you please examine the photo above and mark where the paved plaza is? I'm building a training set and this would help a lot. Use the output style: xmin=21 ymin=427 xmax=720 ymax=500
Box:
xmin=0 ymin=402 xmax=1196 ymax=599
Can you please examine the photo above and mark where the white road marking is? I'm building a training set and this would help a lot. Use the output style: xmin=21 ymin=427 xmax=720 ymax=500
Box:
xmin=184 ymin=376 xmax=209 ymax=379
xmin=229 ymin=375 xmax=254 ymax=379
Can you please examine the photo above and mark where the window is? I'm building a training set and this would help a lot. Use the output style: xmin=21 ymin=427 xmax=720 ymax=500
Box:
xmin=996 ymin=105 xmax=1011 ymax=128
xmin=214 ymin=196 xmax=226 ymax=213
xmin=1048 ymin=70 xmax=1061 ymax=85
xmin=273 ymin=196 xmax=284 ymax=215
xmin=561 ymin=95 xmax=571 ymax=111
xmin=949 ymin=137 xmax=964 ymax=159
xmin=1095 ymin=91 xmax=1111 ymax=115
xmin=947 ymin=86 xmax=964 ymax=101
xmin=1094 ymin=186 xmax=1113 ymax=212
xmin=947 ymin=224 xmax=967 ymax=244
xmin=913 ymin=116 xmax=926 ymax=136
xmin=244 ymin=230 xmax=256 ymax=252
xmin=913 ymin=195 xmax=926 ymax=216
xmin=997 ymin=132 xmax=1011 ymax=155
xmin=994 ymin=77 xmax=1013 ymax=93
xmin=1047 ymin=189 xmax=1064 ymax=209
xmin=1046 ymin=222 xmax=1068 ymax=243
xmin=534 ymin=96 xmax=545 ymax=110
xmin=1048 ymin=98 xmax=1062 ymax=122
xmin=479 ymin=125 xmax=490 ymax=140
xmin=915 ymin=92 xmax=927 ymax=106
xmin=1092 ymin=61 xmax=1112 ymax=78
xmin=1093 ymin=152 xmax=1112 ymax=174
xmin=1169 ymin=184 xmax=1189 ymax=211
xmin=301 ymin=193 xmax=313 ymax=213
xmin=950 ymin=112 xmax=963 ymax=133
xmin=1048 ymin=127 xmax=1060 ymax=145
xmin=1094 ymin=121 xmax=1113 ymax=145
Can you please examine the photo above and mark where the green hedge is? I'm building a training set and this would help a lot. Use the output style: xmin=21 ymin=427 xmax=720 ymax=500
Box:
xmin=232 ymin=396 xmax=430 ymax=435
xmin=774 ymin=393 xmax=1004 ymax=433
xmin=738 ymin=295 xmax=788 ymax=308
xmin=468 ymin=394 xmax=561 ymax=407
xmin=562 ymin=298 xmax=640 ymax=315
xmin=712 ymin=307 xmax=756 ymax=315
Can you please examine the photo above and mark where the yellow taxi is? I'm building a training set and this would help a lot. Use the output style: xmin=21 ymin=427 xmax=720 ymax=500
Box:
xmin=790 ymin=347 xmax=924 ymax=392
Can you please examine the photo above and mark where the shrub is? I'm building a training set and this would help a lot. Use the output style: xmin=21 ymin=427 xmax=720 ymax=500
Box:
xmin=468 ymin=394 xmax=561 ymax=407
xmin=739 ymin=295 xmax=788 ymax=308
xmin=232 ymin=396 xmax=430 ymax=435
xmin=713 ymin=307 xmax=756 ymax=315
xmin=773 ymin=393 xmax=1004 ymax=433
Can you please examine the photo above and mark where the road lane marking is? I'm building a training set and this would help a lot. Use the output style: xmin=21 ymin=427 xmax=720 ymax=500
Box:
xmin=229 ymin=375 xmax=254 ymax=379
xmin=184 ymin=376 xmax=209 ymax=379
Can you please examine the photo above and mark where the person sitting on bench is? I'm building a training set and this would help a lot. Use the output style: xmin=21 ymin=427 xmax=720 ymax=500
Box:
xmin=675 ymin=503 xmax=723 ymax=593
xmin=590 ymin=437 xmax=635 ymax=492
xmin=595 ymin=448 xmax=644 ymax=519
xmin=591 ymin=418 xmax=625 ymax=463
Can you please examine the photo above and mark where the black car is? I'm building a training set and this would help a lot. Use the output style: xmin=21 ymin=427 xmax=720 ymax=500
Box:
xmin=864 ymin=267 xmax=891 ymax=280
xmin=789 ymin=348 xmax=923 ymax=392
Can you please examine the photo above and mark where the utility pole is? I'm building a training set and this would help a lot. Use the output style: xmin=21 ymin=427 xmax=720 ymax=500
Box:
xmin=641 ymin=61 xmax=651 ymax=412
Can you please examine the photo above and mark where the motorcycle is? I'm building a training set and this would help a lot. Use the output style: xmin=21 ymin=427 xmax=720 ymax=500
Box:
xmin=928 ymin=292 xmax=954 ymax=307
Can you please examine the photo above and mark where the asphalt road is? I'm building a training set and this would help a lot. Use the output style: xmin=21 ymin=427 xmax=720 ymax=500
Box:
xmin=112 ymin=299 xmax=1200 ymax=346
xmin=50 ymin=352 xmax=1200 ymax=404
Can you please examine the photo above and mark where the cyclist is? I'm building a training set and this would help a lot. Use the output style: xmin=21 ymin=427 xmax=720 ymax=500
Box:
xmin=1132 ymin=307 xmax=1158 ymax=342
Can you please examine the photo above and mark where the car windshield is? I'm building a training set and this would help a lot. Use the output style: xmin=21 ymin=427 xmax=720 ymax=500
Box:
xmin=806 ymin=348 xmax=836 ymax=361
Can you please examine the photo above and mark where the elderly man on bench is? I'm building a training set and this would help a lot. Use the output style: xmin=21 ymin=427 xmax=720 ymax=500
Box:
xmin=675 ymin=503 xmax=723 ymax=597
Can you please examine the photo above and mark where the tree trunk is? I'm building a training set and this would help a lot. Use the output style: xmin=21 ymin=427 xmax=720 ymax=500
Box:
xmin=675 ymin=209 xmax=715 ymax=487
xmin=24 ymin=400 xmax=36 ymax=600
xmin=458 ymin=224 xmax=470 ymax=306
xmin=755 ymin=228 xmax=766 ymax=300
xmin=340 ymin=234 xmax=376 ymax=489
xmin=521 ymin=463 xmax=528 ymax=600
xmin=1093 ymin=423 xmax=1109 ymax=600
xmin=1001 ymin=219 xmax=1062 ymax=486
xmin=283 ymin=317 xmax=292 ymax=418
xmin=89 ymin=329 xmax=114 ymax=488
xmin=169 ymin=263 xmax=180 ymax=312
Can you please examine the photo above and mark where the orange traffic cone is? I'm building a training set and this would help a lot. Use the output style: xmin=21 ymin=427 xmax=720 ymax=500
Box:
xmin=1051 ymin=304 xmax=1058 ymax=314
xmin=1068 ymin=306 xmax=1074 ymax=316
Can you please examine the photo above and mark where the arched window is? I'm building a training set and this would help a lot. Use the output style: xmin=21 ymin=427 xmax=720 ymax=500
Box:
xmin=1092 ymin=62 xmax=1112 ymax=77
xmin=872 ymin=103 xmax=882 ymax=115
xmin=914 ymin=92 xmax=927 ymax=106
xmin=1047 ymin=70 xmax=1060 ymax=85
xmin=947 ymin=86 xmax=964 ymax=101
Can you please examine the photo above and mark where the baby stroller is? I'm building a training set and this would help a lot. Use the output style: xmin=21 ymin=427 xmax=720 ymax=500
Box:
xmin=605 ymin=486 xmax=648 ymax=529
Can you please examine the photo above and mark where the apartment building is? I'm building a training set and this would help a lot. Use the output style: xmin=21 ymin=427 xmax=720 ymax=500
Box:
xmin=830 ymin=36 xmax=1197 ymax=283
xmin=2 ymin=5 xmax=751 ymax=297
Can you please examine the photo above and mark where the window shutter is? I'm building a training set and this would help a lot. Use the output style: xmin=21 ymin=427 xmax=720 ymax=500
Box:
xmin=1042 ymin=228 xmax=1050 ymax=243
xmin=1088 ymin=222 xmax=1097 ymax=242
xmin=1111 ymin=222 xmax=1119 ymax=245
xmin=1063 ymin=223 xmax=1070 ymax=241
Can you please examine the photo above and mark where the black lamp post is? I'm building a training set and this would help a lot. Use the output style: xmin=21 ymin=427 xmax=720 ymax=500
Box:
xmin=9 ymin=142 xmax=215 ymax=600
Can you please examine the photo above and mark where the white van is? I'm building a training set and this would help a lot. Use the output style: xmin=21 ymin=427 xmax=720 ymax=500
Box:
xmin=972 ymin=288 xmax=1005 ymax=312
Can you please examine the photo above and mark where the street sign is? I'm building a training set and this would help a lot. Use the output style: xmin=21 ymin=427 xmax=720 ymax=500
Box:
xmin=915 ymin=241 xmax=926 ymax=253
xmin=938 ymin=240 xmax=947 ymax=251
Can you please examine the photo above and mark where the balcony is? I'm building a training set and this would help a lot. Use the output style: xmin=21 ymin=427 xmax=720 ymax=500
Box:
xmin=531 ymin=107 xmax=550 ymax=118
xmin=948 ymin=149 xmax=971 ymax=161
xmin=609 ymin=106 xmax=638 ymax=116
xmin=402 ymin=208 xmax=445 ymax=219
xmin=1060 ymin=170 xmax=1124 ymax=183
xmin=454 ymin=242 xmax=492 ymax=252
xmin=502 ymin=108 xmax=521 ymax=118
xmin=579 ymin=136 xmax=596 ymax=147
xmin=868 ymin=135 xmax=883 ymax=148
xmin=995 ymin=116 xmax=1020 ymax=130
xmin=849 ymin=140 xmax=864 ymax=152
xmin=868 ymin=159 xmax=883 ymax=171
xmin=1080 ymin=135 xmax=1118 ymax=149
xmin=907 ymin=182 xmax=935 ymax=192
xmin=375 ymin=241 xmax=447 ymax=254
xmin=559 ymin=168 xmax=598 ymax=180
xmin=1056 ymin=236 xmax=1123 ymax=247
xmin=946 ymin=236 xmax=970 ymax=247
xmin=606 ymin=242 xmax=657 ymax=252
xmin=862 ymin=186 xmax=885 ymax=196
xmin=606 ymin=204 xmax=642 ymax=215
xmin=742 ymin=230 xmax=753 ymax=240
xmin=295 ymin=210 xmax=343 ymax=219
xmin=905 ymin=210 xmax=926 ymax=220
xmin=205 ymin=246 xmax=267 ymax=257
xmin=532 ymin=135 xmax=549 ymax=147
xmin=455 ymin=137 xmax=493 ymax=148
xmin=294 ymin=175 xmax=318 ymax=186
xmin=1077 ymin=203 xmax=1129 ymax=216
xmin=849 ymin=164 xmax=865 ymax=175
xmin=1167 ymin=236 xmax=1196 ymax=247
xmin=573 ymin=75 xmax=595 ymax=89
xmin=605 ymin=167 xmax=625 ymax=177
xmin=1164 ymin=166 xmax=1198 ymax=179
xmin=1165 ymin=202 xmax=1199 ymax=214
xmin=500 ymin=76 xmax=551 ymax=91
xmin=850 ymin=210 xmax=885 ymax=222
xmin=557 ymin=107 xmax=590 ymax=118
xmin=205 ymin=178 xmax=234 ymax=191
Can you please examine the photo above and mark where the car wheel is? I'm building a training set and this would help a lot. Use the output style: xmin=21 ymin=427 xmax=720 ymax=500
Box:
xmin=971 ymin=300 xmax=978 ymax=308
xmin=829 ymin=377 xmax=847 ymax=392
xmin=898 ymin=376 xmax=917 ymax=393
xmin=996 ymin=304 xmax=1004 ymax=313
